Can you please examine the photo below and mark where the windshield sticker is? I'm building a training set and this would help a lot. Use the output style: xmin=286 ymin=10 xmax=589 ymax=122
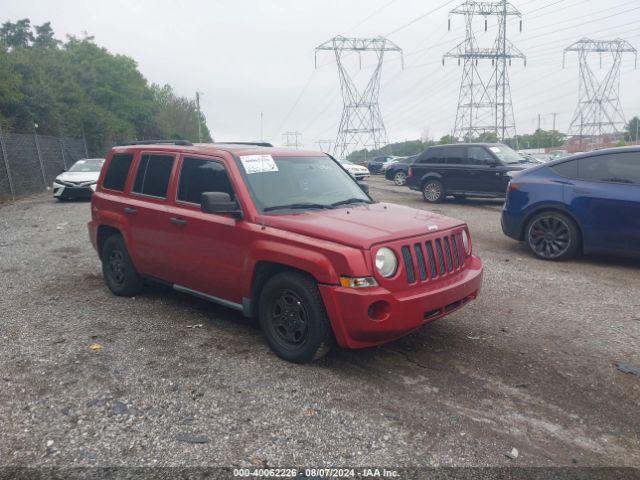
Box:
xmin=489 ymin=147 xmax=501 ymax=153
xmin=239 ymin=154 xmax=279 ymax=174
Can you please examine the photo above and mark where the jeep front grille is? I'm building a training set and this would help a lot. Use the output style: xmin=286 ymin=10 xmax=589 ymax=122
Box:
xmin=400 ymin=231 xmax=466 ymax=284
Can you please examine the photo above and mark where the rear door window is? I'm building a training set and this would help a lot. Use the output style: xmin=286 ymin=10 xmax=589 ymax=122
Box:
xmin=132 ymin=154 xmax=175 ymax=198
xmin=177 ymin=157 xmax=235 ymax=204
xmin=443 ymin=146 xmax=466 ymax=165
xmin=577 ymin=153 xmax=640 ymax=184
xmin=102 ymin=154 xmax=133 ymax=191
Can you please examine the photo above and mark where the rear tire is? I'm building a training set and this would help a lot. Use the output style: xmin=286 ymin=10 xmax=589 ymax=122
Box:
xmin=393 ymin=171 xmax=407 ymax=186
xmin=525 ymin=211 xmax=580 ymax=261
xmin=258 ymin=271 xmax=334 ymax=363
xmin=422 ymin=179 xmax=445 ymax=203
xmin=101 ymin=234 xmax=143 ymax=296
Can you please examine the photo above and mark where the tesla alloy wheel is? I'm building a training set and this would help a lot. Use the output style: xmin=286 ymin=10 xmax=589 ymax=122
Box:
xmin=526 ymin=211 xmax=579 ymax=261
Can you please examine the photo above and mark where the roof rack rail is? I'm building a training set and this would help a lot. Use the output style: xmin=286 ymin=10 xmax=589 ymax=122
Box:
xmin=215 ymin=142 xmax=274 ymax=147
xmin=119 ymin=140 xmax=193 ymax=146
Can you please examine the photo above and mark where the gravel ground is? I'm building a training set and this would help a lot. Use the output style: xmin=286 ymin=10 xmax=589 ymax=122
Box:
xmin=0 ymin=177 xmax=639 ymax=469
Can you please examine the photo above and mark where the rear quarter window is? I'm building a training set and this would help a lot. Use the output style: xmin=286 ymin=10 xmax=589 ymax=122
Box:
xmin=102 ymin=154 xmax=134 ymax=191
xmin=550 ymin=159 xmax=578 ymax=178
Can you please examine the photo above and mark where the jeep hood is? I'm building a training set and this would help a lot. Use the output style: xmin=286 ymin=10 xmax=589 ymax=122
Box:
xmin=260 ymin=202 xmax=465 ymax=250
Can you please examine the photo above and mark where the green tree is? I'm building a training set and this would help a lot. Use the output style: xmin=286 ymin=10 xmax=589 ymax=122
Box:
xmin=0 ymin=20 xmax=213 ymax=154
xmin=0 ymin=19 xmax=34 ymax=48
xmin=624 ymin=116 xmax=640 ymax=143
xmin=438 ymin=134 xmax=456 ymax=145
xmin=33 ymin=22 xmax=60 ymax=49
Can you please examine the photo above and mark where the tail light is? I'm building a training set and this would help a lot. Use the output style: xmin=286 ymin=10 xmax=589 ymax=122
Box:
xmin=408 ymin=167 xmax=413 ymax=177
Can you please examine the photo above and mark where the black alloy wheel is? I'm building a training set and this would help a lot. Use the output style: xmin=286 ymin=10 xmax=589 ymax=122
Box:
xmin=101 ymin=234 xmax=144 ymax=296
xmin=259 ymin=271 xmax=333 ymax=363
xmin=526 ymin=212 xmax=579 ymax=260
xmin=269 ymin=289 xmax=309 ymax=346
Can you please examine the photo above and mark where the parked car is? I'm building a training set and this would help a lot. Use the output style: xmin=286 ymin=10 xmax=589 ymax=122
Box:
xmin=532 ymin=153 xmax=553 ymax=163
xmin=385 ymin=155 xmax=416 ymax=186
xmin=548 ymin=149 xmax=570 ymax=160
xmin=519 ymin=152 xmax=545 ymax=164
xmin=338 ymin=158 xmax=370 ymax=180
xmin=53 ymin=158 xmax=105 ymax=200
xmin=406 ymin=143 xmax=537 ymax=203
xmin=501 ymin=146 xmax=640 ymax=260
xmin=367 ymin=155 xmax=398 ymax=174
xmin=89 ymin=141 xmax=483 ymax=363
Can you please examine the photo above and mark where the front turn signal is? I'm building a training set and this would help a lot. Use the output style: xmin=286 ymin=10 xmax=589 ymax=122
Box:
xmin=339 ymin=276 xmax=378 ymax=289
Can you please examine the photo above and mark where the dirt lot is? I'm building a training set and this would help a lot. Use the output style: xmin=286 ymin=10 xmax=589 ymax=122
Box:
xmin=1 ymin=176 xmax=639 ymax=469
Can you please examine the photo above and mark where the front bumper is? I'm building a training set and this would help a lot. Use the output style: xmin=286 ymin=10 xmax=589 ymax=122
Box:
xmin=53 ymin=182 xmax=95 ymax=199
xmin=319 ymin=256 xmax=483 ymax=348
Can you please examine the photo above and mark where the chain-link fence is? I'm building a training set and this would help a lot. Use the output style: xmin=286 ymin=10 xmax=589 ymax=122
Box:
xmin=0 ymin=131 xmax=88 ymax=202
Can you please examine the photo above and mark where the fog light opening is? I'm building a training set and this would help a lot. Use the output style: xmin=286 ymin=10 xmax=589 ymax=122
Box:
xmin=367 ymin=301 xmax=390 ymax=322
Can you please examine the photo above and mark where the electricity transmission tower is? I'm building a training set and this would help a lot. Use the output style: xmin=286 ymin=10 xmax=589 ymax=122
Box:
xmin=444 ymin=0 xmax=525 ymax=143
xmin=316 ymin=139 xmax=333 ymax=152
xmin=282 ymin=131 xmax=303 ymax=148
xmin=563 ymin=38 xmax=637 ymax=144
xmin=316 ymin=36 xmax=403 ymax=159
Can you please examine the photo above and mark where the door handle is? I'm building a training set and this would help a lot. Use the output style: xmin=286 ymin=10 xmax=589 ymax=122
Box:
xmin=573 ymin=187 xmax=591 ymax=194
xmin=123 ymin=207 xmax=137 ymax=215
xmin=170 ymin=216 xmax=187 ymax=226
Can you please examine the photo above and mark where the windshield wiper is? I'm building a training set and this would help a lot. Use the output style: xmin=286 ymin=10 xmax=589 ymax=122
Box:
xmin=263 ymin=203 xmax=334 ymax=212
xmin=330 ymin=197 xmax=372 ymax=207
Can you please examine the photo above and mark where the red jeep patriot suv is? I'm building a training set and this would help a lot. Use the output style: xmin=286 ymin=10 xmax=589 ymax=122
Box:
xmin=89 ymin=141 xmax=483 ymax=363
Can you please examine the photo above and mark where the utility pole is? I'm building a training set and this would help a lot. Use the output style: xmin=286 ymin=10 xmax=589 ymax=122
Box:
xmin=316 ymin=36 xmax=403 ymax=159
xmin=550 ymin=112 xmax=559 ymax=131
xmin=195 ymin=91 xmax=203 ymax=143
xmin=444 ymin=0 xmax=525 ymax=142
xmin=260 ymin=112 xmax=264 ymax=141
xmin=563 ymin=39 xmax=637 ymax=143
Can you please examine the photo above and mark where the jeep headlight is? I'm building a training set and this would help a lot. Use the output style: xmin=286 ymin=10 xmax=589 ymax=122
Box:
xmin=375 ymin=247 xmax=397 ymax=278
xmin=461 ymin=229 xmax=471 ymax=255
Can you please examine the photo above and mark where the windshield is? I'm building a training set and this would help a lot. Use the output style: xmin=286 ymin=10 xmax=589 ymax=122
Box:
xmin=239 ymin=155 xmax=371 ymax=213
xmin=489 ymin=145 xmax=528 ymax=165
xmin=69 ymin=159 xmax=104 ymax=172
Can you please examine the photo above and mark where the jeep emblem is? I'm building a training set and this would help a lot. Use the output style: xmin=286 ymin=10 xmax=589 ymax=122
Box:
xmin=428 ymin=224 xmax=438 ymax=232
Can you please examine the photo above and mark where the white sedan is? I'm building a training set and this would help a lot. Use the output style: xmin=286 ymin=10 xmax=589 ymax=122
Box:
xmin=53 ymin=158 xmax=105 ymax=201
xmin=338 ymin=159 xmax=370 ymax=180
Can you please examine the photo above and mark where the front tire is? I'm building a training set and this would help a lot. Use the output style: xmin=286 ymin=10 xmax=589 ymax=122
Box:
xmin=258 ymin=272 xmax=334 ymax=363
xmin=101 ymin=234 xmax=143 ymax=296
xmin=422 ymin=179 xmax=445 ymax=203
xmin=394 ymin=171 xmax=407 ymax=186
xmin=525 ymin=211 xmax=580 ymax=261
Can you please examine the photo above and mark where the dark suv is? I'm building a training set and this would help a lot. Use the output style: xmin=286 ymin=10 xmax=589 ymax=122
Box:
xmin=406 ymin=143 xmax=536 ymax=203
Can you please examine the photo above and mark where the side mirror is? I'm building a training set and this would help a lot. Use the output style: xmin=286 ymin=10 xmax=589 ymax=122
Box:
xmin=358 ymin=182 xmax=369 ymax=194
xmin=200 ymin=192 xmax=242 ymax=218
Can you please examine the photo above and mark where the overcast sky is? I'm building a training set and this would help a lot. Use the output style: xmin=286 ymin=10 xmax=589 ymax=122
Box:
xmin=4 ymin=0 xmax=640 ymax=150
